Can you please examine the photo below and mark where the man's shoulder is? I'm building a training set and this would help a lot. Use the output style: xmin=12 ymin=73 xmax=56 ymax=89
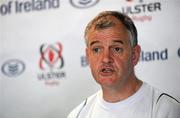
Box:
xmin=150 ymin=85 xmax=179 ymax=104
xmin=143 ymin=82 xmax=179 ymax=103
xmin=143 ymin=82 xmax=180 ymax=117
xmin=67 ymin=91 xmax=100 ymax=118
xmin=155 ymin=92 xmax=180 ymax=109
xmin=148 ymin=84 xmax=180 ymax=117
xmin=153 ymin=92 xmax=180 ymax=117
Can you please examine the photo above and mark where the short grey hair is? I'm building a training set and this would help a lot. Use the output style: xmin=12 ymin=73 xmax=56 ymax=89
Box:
xmin=84 ymin=11 xmax=138 ymax=47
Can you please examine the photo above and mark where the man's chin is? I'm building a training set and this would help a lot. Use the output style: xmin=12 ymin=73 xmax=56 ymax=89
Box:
xmin=98 ymin=77 xmax=115 ymax=85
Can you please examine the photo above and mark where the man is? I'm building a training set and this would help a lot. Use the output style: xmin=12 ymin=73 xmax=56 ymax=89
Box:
xmin=68 ymin=11 xmax=180 ymax=118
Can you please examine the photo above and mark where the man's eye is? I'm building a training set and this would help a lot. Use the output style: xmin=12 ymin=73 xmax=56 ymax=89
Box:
xmin=113 ymin=47 xmax=123 ymax=53
xmin=92 ymin=47 xmax=101 ymax=53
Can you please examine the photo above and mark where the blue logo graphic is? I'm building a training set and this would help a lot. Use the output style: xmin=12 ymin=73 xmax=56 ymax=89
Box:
xmin=70 ymin=0 xmax=99 ymax=8
xmin=1 ymin=59 xmax=25 ymax=77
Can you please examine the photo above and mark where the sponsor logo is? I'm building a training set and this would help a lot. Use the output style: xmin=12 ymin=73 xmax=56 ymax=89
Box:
xmin=1 ymin=59 xmax=25 ymax=77
xmin=140 ymin=48 xmax=168 ymax=62
xmin=39 ymin=42 xmax=64 ymax=70
xmin=121 ymin=0 xmax=162 ymax=22
xmin=15 ymin=0 xmax=60 ymax=13
xmin=0 ymin=0 xmax=60 ymax=16
xmin=126 ymin=0 xmax=143 ymax=2
xmin=37 ymin=42 xmax=65 ymax=86
xmin=70 ymin=0 xmax=99 ymax=8
xmin=81 ymin=56 xmax=88 ymax=67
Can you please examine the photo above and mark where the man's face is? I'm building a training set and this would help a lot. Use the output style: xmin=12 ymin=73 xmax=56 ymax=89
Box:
xmin=86 ymin=17 xmax=140 ymax=89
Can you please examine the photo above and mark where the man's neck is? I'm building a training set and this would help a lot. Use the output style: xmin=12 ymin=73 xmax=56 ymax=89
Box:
xmin=102 ymin=78 xmax=143 ymax=103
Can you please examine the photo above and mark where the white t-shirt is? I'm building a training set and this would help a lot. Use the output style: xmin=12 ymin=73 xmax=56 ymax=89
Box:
xmin=68 ymin=82 xmax=180 ymax=118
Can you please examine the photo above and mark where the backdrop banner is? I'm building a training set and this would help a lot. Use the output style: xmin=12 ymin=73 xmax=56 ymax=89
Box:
xmin=0 ymin=0 xmax=180 ymax=118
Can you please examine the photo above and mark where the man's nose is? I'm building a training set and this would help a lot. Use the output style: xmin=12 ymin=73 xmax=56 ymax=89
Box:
xmin=102 ymin=49 xmax=113 ymax=64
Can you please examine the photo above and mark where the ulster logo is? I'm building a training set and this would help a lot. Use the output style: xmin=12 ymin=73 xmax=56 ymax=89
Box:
xmin=39 ymin=42 xmax=64 ymax=70
xmin=37 ymin=42 xmax=65 ymax=86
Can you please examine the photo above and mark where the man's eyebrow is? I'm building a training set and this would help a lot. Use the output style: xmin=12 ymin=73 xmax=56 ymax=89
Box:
xmin=113 ymin=40 xmax=124 ymax=44
xmin=90 ymin=41 xmax=100 ymax=46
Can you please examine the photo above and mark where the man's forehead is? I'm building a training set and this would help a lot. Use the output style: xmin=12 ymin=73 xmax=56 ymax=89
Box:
xmin=91 ymin=15 xmax=121 ymax=30
xmin=88 ymin=23 xmax=128 ymax=39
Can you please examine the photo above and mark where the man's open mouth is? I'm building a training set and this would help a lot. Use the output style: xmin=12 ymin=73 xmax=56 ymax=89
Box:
xmin=101 ymin=68 xmax=113 ymax=73
xmin=100 ymin=67 xmax=114 ymax=76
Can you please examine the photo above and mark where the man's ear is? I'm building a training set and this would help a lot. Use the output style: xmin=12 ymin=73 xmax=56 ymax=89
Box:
xmin=132 ymin=45 xmax=141 ymax=66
